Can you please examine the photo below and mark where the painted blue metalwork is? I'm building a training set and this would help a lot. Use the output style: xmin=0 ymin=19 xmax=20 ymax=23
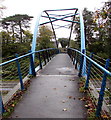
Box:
xmin=40 ymin=17 xmax=80 ymax=26
xmin=0 ymin=95 xmax=5 ymax=114
xmin=0 ymin=48 xmax=56 ymax=67
xmin=38 ymin=52 xmax=42 ymax=69
xmin=29 ymin=50 xmax=36 ymax=76
xmin=15 ymin=54 xmax=24 ymax=90
xmin=79 ymin=9 xmax=86 ymax=76
xmin=96 ymin=59 xmax=110 ymax=117
xmin=84 ymin=53 xmax=93 ymax=89
xmin=31 ymin=10 xmax=44 ymax=58
xmin=31 ymin=8 xmax=86 ymax=71
xmin=78 ymin=49 xmax=85 ymax=77
xmin=69 ymin=48 xmax=111 ymax=76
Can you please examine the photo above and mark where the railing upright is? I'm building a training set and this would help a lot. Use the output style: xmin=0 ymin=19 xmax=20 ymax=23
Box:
xmin=46 ymin=50 xmax=49 ymax=62
xmin=84 ymin=52 xmax=93 ymax=89
xmin=15 ymin=54 xmax=24 ymax=90
xmin=42 ymin=51 xmax=46 ymax=65
xmin=0 ymin=95 xmax=5 ymax=114
xmin=38 ymin=52 xmax=42 ymax=69
xmin=75 ymin=52 xmax=78 ymax=69
xmin=96 ymin=59 xmax=110 ymax=117
xmin=73 ymin=50 xmax=76 ymax=65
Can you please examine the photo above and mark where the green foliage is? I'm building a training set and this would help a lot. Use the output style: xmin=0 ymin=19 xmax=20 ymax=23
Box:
xmin=2 ymin=14 xmax=33 ymax=43
xmin=1 ymin=14 xmax=33 ymax=58
xmin=70 ymin=40 xmax=79 ymax=49
xmin=37 ymin=25 xmax=55 ymax=50
xmin=58 ymin=38 xmax=68 ymax=48
xmin=2 ymin=42 xmax=31 ymax=57
xmin=74 ymin=5 xmax=111 ymax=59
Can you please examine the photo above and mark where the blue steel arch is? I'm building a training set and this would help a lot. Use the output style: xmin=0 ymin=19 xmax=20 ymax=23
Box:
xmin=31 ymin=8 xmax=86 ymax=75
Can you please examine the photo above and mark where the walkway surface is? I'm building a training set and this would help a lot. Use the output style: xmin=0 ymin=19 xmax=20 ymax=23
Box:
xmin=11 ymin=53 xmax=87 ymax=118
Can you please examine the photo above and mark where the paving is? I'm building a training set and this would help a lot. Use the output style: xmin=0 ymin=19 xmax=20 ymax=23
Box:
xmin=10 ymin=53 xmax=87 ymax=118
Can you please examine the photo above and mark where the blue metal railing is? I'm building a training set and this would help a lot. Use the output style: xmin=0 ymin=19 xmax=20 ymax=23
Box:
xmin=67 ymin=48 xmax=111 ymax=117
xmin=0 ymin=48 xmax=59 ymax=114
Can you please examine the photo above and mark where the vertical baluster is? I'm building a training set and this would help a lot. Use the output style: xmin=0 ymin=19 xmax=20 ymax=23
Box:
xmin=42 ymin=51 xmax=46 ymax=65
xmin=15 ymin=54 xmax=24 ymax=90
xmin=38 ymin=52 xmax=42 ymax=69
xmin=96 ymin=59 xmax=110 ymax=117
xmin=73 ymin=50 xmax=76 ymax=65
xmin=75 ymin=52 xmax=78 ymax=69
xmin=84 ymin=53 xmax=93 ymax=89
xmin=0 ymin=95 xmax=5 ymax=114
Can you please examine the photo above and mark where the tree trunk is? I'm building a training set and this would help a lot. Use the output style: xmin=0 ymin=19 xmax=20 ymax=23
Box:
xmin=12 ymin=25 xmax=15 ymax=43
xmin=19 ymin=21 xmax=23 ymax=43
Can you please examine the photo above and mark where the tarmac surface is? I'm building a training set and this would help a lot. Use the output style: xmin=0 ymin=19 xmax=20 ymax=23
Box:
xmin=11 ymin=53 xmax=87 ymax=118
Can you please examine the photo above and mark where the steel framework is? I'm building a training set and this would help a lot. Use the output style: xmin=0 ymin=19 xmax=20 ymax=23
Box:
xmin=31 ymin=8 xmax=86 ymax=75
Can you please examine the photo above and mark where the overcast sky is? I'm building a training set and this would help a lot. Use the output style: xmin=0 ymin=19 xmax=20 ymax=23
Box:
xmin=2 ymin=0 xmax=108 ymax=38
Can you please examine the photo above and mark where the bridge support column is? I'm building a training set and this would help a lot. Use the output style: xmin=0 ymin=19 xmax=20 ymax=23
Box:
xmin=78 ymin=49 xmax=85 ymax=77
xmin=79 ymin=9 xmax=86 ymax=76
xmin=29 ymin=50 xmax=36 ymax=76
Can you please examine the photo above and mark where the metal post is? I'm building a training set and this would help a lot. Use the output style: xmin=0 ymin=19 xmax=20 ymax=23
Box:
xmin=48 ymin=50 xmax=51 ymax=60
xmin=84 ymin=53 xmax=93 ymax=89
xmin=96 ymin=59 xmax=110 ymax=117
xmin=46 ymin=50 xmax=49 ymax=62
xmin=73 ymin=51 xmax=76 ymax=65
xmin=0 ymin=95 xmax=5 ymax=114
xmin=78 ymin=49 xmax=85 ymax=77
xmin=15 ymin=54 xmax=24 ymax=90
xmin=42 ymin=51 xmax=46 ymax=65
xmin=38 ymin=52 xmax=42 ymax=69
xmin=75 ymin=52 xmax=78 ymax=69
xmin=29 ymin=50 xmax=36 ymax=76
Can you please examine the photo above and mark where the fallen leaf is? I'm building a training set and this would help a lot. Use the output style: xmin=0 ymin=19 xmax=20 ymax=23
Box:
xmin=62 ymin=100 xmax=65 ymax=103
xmin=80 ymin=97 xmax=86 ymax=101
xmin=68 ymin=96 xmax=73 ymax=99
xmin=101 ymin=115 xmax=109 ymax=119
xmin=85 ymin=104 xmax=90 ymax=109
xmin=11 ymin=104 xmax=15 ymax=107
xmin=53 ymin=88 xmax=57 ymax=90
xmin=63 ymin=108 xmax=67 ymax=111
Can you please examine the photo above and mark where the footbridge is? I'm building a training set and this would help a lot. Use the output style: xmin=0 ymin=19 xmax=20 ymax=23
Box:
xmin=0 ymin=8 xmax=111 ymax=119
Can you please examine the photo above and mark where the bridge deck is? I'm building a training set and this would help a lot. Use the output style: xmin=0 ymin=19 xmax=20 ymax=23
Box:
xmin=11 ymin=53 xmax=87 ymax=118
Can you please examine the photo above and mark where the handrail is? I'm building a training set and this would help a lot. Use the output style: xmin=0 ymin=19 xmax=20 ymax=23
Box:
xmin=1 ymin=48 xmax=58 ymax=114
xmin=69 ymin=48 xmax=111 ymax=76
xmin=67 ymin=48 xmax=111 ymax=117
xmin=0 ymin=48 xmax=56 ymax=67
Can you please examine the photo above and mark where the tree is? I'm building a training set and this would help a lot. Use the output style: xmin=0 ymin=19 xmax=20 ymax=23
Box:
xmin=1 ymin=31 xmax=11 ymax=44
xmin=2 ymin=14 xmax=33 ymax=43
xmin=23 ymin=30 xmax=33 ymax=43
xmin=83 ymin=8 xmax=97 ymax=48
xmin=58 ymin=38 xmax=68 ymax=48
xmin=37 ymin=25 xmax=54 ymax=49
xmin=93 ymin=2 xmax=111 ymax=58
